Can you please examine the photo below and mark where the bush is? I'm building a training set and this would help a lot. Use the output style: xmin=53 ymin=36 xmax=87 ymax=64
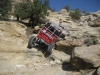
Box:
xmin=0 ymin=0 xmax=11 ymax=19
xmin=69 ymin=8 xmax=81 ymax=20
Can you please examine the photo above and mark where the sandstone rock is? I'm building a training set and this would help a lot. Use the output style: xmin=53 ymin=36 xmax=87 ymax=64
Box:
xmin=33 ymin=26 xmax=40 ymax=34
xmin=59 ymin=22 xmax=71 ymax=30
xmin=80 ymin=69 xmax=96 ymax=75
xmin=60 ymin=9 xmax=67 ymax=13
xmin=59 ymin=9 xmax=69 ymax=16
xmin=53 ymin=50 xmax=71 ymax=62
xmin=92 ymin=10 xmax=100 ymax=17
xmin=50 ymin=61 xmax=55 ymax=66
xmin=47 ymin=10 xmax=52 ymax=13
xmin=88 ymin=15 xmax=97 ymax=21
xmin=88 ymin=17 xmax=100 ymax=27
xmin=0 ymin=21 xmax=28 ymax=52
xmin=83 ymin=21 xmax=89 ymax=26
xmin=47 ymin=17 xmax=59 ymax=25
xmin=84 ymin=37 xmax=100 ymax=46
xmin=97 ymin=67 xmax=100 ymax=75
xmin=69 ymin=30 xmax=84 ymax=39
xmin=34 ymin=26 xmax=40 ymax=30
xmin=86 ymin=28 xmax=100 ymax=37
xmin=80 ymin=16 xmax=89 ymax=22
xmin=55 ymin=38 xmax=81 ymax=55
xmin=78 ymin=22 xmax=84 ymax=26
xmin=65 ymin=71 xmax=82 ymax=75
xmin=71 ymin=44 xmax=100 ymax=69
xmin=59 ymin=16 xmax=71 ymax=23
xmin=86 ymin=70 xmax=96 ymax=75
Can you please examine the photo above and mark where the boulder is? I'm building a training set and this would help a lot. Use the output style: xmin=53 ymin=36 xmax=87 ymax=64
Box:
xmin=59 ymin=22 xmax=71 ymax=30
xmin=33 ymin=26 xmax=40 ymax=34
xmin=80 ymin=16 xmax=89 ymax=22
xmin=85 ymin=28 xmax=100 ymax=37
xmin=97 ymin=67 xmax=100 ymax=75
xmin=70 ymin=44 xmax=100 ymax=69
xmin=59 ymin=16 xmax=71 ymax=23
xmin=47 ymin=17 xmax=59 ymax=25
xmin=80 ymin=69 xmax=96 ymax=75
xmin=0 ymin=21 xmax=28 ymax=52
xmin=55 ymin=37 xmax=81 ymax=55
xmin=84 ymin=37 xmax=100 ymax=46
xmin=59 ymin=9 xmax=69 ymax=16
xmin=92 ymin=10 xmax=100 ymax=17
xmin=88 ymin=17 xmax=100 ymax=27
xmin=69 ymin=30 xmax=84 ymax=39
xmin=47 ymin=10 xmax=52 ymax=13
xmin=88 ymin=15 xmax=97 ymax=21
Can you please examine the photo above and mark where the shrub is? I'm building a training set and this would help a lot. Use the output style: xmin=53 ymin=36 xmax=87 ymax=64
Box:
xmin=0 ymin=0 xmax=11 ymax=19
xmin=69 ymin=8 xmax=81 ymax=20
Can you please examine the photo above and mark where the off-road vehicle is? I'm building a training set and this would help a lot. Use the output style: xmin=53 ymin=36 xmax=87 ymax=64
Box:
xmin=27 ymin=21 xmax=63 ymax=55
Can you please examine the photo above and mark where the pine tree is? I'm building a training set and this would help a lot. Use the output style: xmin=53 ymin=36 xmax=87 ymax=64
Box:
xmin=0 ymin=0 xmax=11 ymax=19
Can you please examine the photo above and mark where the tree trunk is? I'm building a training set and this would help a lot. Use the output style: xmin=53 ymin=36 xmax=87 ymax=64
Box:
xmin=17 ymin=16 xmax=19 ymax=21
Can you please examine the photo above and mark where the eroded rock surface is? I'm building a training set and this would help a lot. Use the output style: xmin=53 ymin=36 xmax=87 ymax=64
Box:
xmin=71 ymin=44 xmax=100 ymax=69
xmin=0 ymin=21 xmax=28 ymax=52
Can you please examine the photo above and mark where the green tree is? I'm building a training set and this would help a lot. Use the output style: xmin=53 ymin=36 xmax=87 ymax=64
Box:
xmin=14 ymin=0 xmax=48 ymax=26
xmin=69 ymin=8 xmax=81 ymax=20
xmin=0 ymin=0 xmax=11 ymax=19
xmin=14 ymin=2 xmax=31 ymax=21
xmin=64 ymin=5 xmax=70 ymax=12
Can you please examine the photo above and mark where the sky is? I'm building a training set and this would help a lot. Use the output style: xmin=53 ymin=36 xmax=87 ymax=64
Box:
xmin=49 ymin=0 xmax=100 ymax=12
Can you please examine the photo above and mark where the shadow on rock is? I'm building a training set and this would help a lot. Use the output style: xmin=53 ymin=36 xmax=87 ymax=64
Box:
xmin=55 ymin=45 xmax=76 ymax=55
xmin=62 ymin=62 xmax=77 ymax=71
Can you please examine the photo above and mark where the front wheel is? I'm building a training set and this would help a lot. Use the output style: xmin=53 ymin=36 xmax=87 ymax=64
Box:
xmin=47 ymin=42 xmax=55 ymax=55
xmin=27 ymin=36 xmax=37 ymax=49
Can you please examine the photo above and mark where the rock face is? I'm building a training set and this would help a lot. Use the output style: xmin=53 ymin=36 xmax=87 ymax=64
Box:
xmin=93 ymin=10 xmax=100 ymax=17
xmin=0 ymin=21 xmax=28 ymax=52
xmin=55 ymin=37 xmax=83 ymax=55
xmin=97 ymin=67 xmax=100 ymax=75
xmin=80 ymin=16 xmax=89 ymax=22
xmin=89 ymin=17 xmax=100 ymax=27
xmin=70 ymin=44 xmax=100 ymax=69
xmin=0 ymin=21 xmax=83 ymax=75
xmin=59 ymin=9 xmax=69 ymax=16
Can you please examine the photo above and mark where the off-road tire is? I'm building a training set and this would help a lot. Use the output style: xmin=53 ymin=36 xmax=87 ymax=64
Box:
xmin=47 ymin=42 xmax=55 ymax=55
xmin=27 ymin=36 xmax=36 ymax=49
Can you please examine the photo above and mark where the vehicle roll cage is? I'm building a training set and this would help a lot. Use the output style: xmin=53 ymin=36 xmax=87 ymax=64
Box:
xmin=43 ymin=21 xmax=63 ymax=37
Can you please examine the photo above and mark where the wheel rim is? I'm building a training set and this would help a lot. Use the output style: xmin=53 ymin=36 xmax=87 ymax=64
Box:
xmin=32 ymin=38 xmax=37 ymax=46
xmin=47 ymin=43 xmax=55 ymax=54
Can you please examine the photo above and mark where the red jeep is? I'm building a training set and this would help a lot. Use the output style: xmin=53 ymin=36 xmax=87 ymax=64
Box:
xmin=27 ymin=21 xmax=63 ymax=55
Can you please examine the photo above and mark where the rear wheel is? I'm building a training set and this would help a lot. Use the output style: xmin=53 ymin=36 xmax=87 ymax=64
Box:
xmin=27 ymin=36 xmax=37 ymax=48
xmin=47 ymin=42 xmax=55 ymax=55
